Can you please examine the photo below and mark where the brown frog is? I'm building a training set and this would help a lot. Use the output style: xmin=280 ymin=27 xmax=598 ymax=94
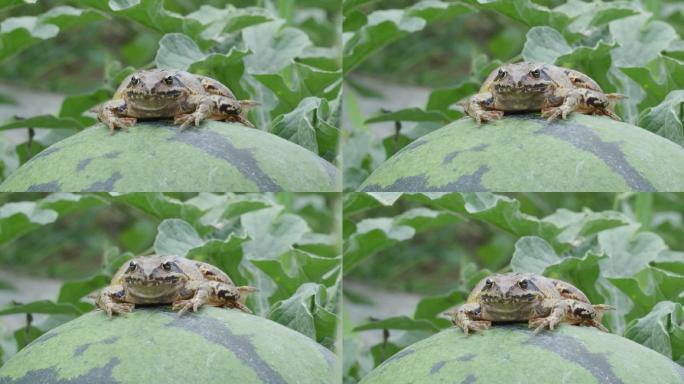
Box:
xmin=96 ymin=69 xmax=258 ymax=132
xmin=464 ymin=62 xmax=622 ymax=125
xmin=96 ymin=255 xmax=256 ymax=318
xmin=447 ymin=272 xmax=613 ymax=336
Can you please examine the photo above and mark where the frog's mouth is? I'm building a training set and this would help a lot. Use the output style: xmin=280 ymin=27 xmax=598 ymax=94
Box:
xmin=125 ymin=90 xmax=186 ymax=109
xmin=124 ymin=275 xmax=181 ymax=287
xmin=493 ymin=83 xmax=549 ymax=94
xmin=481 ymin=293 xmax=540 ymax=304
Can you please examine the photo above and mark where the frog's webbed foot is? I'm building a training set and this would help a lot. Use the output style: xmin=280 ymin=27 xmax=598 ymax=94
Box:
xmin=102 ymin=302 xmax=135 ymax=319
xmin=173 ymin=284 xmax=210 ymax=315
xmin=448 ymin=303 xmax=490 ymax=336
xmin=96 ymin=285 xmax=134 ymax=319
xmin=464 ymin=92 xmax=501 ymax=126
xmin=96 ymin=100 xmax=136 ymax=134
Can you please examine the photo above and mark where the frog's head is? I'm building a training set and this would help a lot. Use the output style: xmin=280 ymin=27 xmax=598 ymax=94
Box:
xmin=122 ymin=255 xmax=188 ymax=299
xmin=122 ymin=70 xmax=190 ymax=110
xmin=478 ymin=272 xmax=546 ymax=306
xmin=490 ymin=63 xmax=553 ymax=97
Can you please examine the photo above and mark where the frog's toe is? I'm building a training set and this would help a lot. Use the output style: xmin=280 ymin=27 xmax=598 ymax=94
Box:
xmin=174 ymin=114 xmax=196 ymax=130
xmin=104 ymin=303 xmax=134 ymax=318
xmin=461 ymin=320 xmax=490 ymax=336
xmin=476 ymin=111 xmax=503 ymax=125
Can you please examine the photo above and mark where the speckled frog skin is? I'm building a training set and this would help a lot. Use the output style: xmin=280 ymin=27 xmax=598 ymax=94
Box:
xmin=465 ymin=62 xmax=622 ymax=124
xmin=96 ymin=255 xmax=256 ymax=318
xmin=448 ymin=272 xmax=613 ymax=336
xmin=96 ymin=69 xmax=258 ymax=132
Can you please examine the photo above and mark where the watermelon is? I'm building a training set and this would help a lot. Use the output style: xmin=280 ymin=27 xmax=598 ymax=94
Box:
xmin=359 ymin=324 xmax=684 ymax=384
xmin=0 ymin=122 xmax=339 ymax=192
xmin=0 ymin=307 xmax=337 ymax=384
xmin=360 ymin=114 xmax=684 ymax=191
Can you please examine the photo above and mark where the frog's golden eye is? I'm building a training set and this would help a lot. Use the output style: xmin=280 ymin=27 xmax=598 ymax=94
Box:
xmin=126 ymin=261 xmax=137 ymax=272
xmin=128 ymin=76 xmax=140 ymax=86
xmin=518 ymin=279 xmax=529 ymax=289
xmin=494 ymin=69 xmax=506 ymax=81
xmin=161 ymin=261 xmax=172 ymax=271
xmin=163 ymin=76 xmax=174 ymax=85
xmin=530 ymin=69 xmax=541 ymax=78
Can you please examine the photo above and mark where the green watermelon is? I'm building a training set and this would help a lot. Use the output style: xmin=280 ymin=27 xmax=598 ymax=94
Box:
xmin=359 ymin=324 xmax=684 ymax=384
xmin=0 ymin=122 xmax=339 ymax=192
xmin=0 ymin=307 xmax=337 ymax=384
xmin=360 ymin=114 xmax=684 ymax=191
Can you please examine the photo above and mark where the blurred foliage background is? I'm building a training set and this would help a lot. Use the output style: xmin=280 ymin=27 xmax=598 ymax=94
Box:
xmin=343 ymin=0 xmax=684 ymax=190
xmin=0 ymin=192 xmax=341 ymax=365
xmin=0 ymin=0 xmax=342 ymax=182
xmin=343 ymin=192 xmax=684 ymax=382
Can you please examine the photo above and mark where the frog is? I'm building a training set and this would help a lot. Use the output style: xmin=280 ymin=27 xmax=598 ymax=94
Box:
xmin=447 ymin=272 xmax=613 ymax=336
xmin=464 ymin=62 xmax=622 ymax=125
xmin=95 ymin=69 xmax=258 ymax=133
xmin=95 ymin=255 xmax=256 ymax=318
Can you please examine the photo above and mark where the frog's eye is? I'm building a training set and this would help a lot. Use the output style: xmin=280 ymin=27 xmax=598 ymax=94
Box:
xmin=128 ymin=76 xmax=140 ymax=86
xmin=494 ymin=69 xmax=506 ymax=81
xmin=530 ymin=69 xmax=541 ymax=78
xmin=483 ymin=278 xmax=493 ymax=289
xmin=163 ymin=76 xmax=174 ymax=85
xmin=126 ymin=261 xmax=137 ymax=272
xmin=518 ymin=279 xmax=529 ymax=289
xmin=161 ymin=261 xmax=173 ymax=271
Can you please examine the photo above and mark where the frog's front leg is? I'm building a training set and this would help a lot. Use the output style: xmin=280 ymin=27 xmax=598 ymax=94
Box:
xmin=528 ymin=298 xmax=569 ymax=334
xmin=96 ymin=285 xmax=135 ymax=319
xmin=447 ymin=303 xmax=491 ymax=336
xmin=172 ymin=281 xmax=256 ymax=315
xmin=464 ymin=92 xmax=504 ymax=126
xmin=96 ymin=100 xmax=137 ymax=133
xmin=541 ymin=88 xmax=581 ymax=122
xmin=174 ymin=95 xmax=255 ymax=130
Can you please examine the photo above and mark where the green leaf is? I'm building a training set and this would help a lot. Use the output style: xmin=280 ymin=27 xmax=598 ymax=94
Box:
xmin=425 ymin=81 xmax=479 ymax=114
xmin=510 ymin=236 xmax=560 ymax=274
xmin=462 ymin=0 xmax=570 ymax=31
xmin=621 ymin=56 xmax=684 ymax=112
xmin=556 ymin=41 xmax=616 ymax=92
xmin=0 ymin=115 xmax=85 ymax=131
xmin=81 ymin=0 xmax=201 ymax=38
xmin=353 ymin=316 xmax=440 ymax=332
xmin=153 ymin=219 xmax=203 ymax=256
xmin=59 ymin=88 xmax=112 ymax=119
xmin=252 ymin=249 xmax=340 ymax=302
xmin=270 ymin=97 xmax=329 ymax=155
xmin=13 ymin=326 xmax=43 ymax=350
xmin=542 ymin=208 xmax=630 ymax=247
xmin=638 ymin=90 xmax=684 ymax=146
xmin=597 ymin=225 xmax=666 ymax=277
xmin=109 ymin=193 xmax=205 ymax=232
xmin=0 ymin=6 xmax=105 ymax=61
xmin=609 ymin=14 xmax=678 ymax=67
xmin=155 ymin=33 xmax=205 ymax=71
xmin=186 ymin=234 xmax=249 ymax=286
xmin=365 ymin=108 xmax=450 ymax=124
xmin=414 ymin=289 xmax=465 ymax=321
xmin=522 ymin=26 xmax=571 ymax=63
xmin=188 ymin=48 xmax=249 ymax=99
xmin=0 ymin=300 xmax=83 ymax=316
xmin=343 ymin=2 xmax=472 ymax=73
xmin=609 ymin=267 xmax=684 ymax=322
xmin=242 ymin=207 xmax=310 ymax=261
xmin=186 ymin=5 xmax=273 ymax=41
xmin=269 ymin=283 xmax=336 ymax=346
xmin=0 ymin=202 xmax=57 ymax=246
xmin=243 ymin=21 xmax=312 ymax=74
xmin=57 ymin=274 xmax=109 ymax=304
xmin=0 ymin=0 xmax=37 ymax=11
xmin=624 ymin=301 xmax=684 ymax=363
xmin=544 ymin=250 xmax=606 ymax=304
xmin=344 ymin=217 xmax=415 ymax=272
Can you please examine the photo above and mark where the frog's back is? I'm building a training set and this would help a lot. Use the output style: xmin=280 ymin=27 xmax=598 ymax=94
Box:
xmin=191 ymin=259 xmax=234 ymax=284
xmin=563 ymin=68 xmax=603 ymax=91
